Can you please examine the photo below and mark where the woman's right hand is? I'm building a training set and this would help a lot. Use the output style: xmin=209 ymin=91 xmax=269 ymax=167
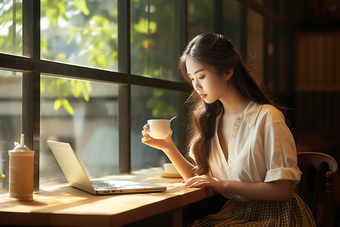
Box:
xmin=142 ymin=123 xmax=195 ymax=180
xmin=141 ymin=124 xmax=175 ymax=153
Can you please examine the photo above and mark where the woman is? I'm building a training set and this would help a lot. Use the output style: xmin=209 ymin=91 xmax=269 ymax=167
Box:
xmin=142 ymin=32 xmax=316 ymax=226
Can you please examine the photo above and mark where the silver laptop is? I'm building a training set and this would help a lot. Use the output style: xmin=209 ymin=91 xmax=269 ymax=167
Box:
xmin=47 ymin=140 xmax=167 ymax=195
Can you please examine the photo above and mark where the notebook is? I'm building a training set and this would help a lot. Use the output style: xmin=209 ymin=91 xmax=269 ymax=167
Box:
xmin=47 ymin=140 xmax=167 ymax=195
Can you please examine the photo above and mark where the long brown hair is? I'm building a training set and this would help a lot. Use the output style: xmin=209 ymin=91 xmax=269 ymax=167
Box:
xmin=179 ymin=32 xmax=276 ymax=175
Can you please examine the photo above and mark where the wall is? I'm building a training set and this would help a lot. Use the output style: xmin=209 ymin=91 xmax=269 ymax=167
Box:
xmin=294 ymin=32 xmax=340 ymax=155
xmin=294 ymin=32 xmax=340 ymax=224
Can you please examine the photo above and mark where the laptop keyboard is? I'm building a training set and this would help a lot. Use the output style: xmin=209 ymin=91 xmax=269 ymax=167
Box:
xmin=91 ymin=180 xmax=121 ymax=189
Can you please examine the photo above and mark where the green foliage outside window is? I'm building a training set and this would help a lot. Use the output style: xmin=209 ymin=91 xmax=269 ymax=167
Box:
xmin=41 ymin=77 xmax=92 ymax=115
xmin=147 ymin=89 xmax=177 ymax=118
xmin=0 ymin=172 xmax=4 ymax=182
xmin=0 ymin=0 xmax=22 ymax=55
xmin=0 ymin=0 xmax=178 ymax=118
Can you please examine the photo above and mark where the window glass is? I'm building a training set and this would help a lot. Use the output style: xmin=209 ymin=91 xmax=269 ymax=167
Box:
xmin=0 ymin=70 xmax=22 ymax=192
xmin=0 ymin=0 xmax=22 ymax=55
xmin=41 ymin=0 xmax=118 ymax=71
xmin=247 ymin=9 xmax=264 ymax=80
xmin=130 ymin=0 xmax=182 ymax=82
xmin=40 ymin=76 xmax=119 ymax=187
xmin=187 ymin=0 xmax=214 ymax=41
xmin=131 ymin=85 xmax=185 ymax=171
xmin=222 ymin=0 xmax=242 ymax=51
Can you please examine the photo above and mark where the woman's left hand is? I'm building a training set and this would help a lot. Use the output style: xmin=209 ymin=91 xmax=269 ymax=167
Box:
xmin=182 ymin=175 xmax=227 ymax=193
xmin=183 ymin=176 xmax=294 ymax=201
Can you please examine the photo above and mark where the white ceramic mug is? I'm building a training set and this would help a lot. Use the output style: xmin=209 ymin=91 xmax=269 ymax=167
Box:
xmin=147 ymin=119 xmax=170 ymax=139
xmin=164 ymin=163 xmax=178 ymax=173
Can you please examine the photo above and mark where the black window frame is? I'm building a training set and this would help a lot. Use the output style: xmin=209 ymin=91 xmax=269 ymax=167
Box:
xmin=0 ymin=0 xmax=293 ymax=190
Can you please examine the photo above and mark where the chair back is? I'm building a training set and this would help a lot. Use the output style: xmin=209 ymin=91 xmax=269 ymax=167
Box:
xmin=297 ymin=152 xmax=338 ymax=227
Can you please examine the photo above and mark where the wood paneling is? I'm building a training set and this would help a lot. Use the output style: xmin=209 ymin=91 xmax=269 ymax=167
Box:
xmin=294 ymin=32 xmax=340 ymax=157
xmin=295 ymin=32 xmax=340 ymax=91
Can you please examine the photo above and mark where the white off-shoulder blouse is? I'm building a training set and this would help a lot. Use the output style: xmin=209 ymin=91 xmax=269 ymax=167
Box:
xmin=190 ymin=101 xmax=302 ymax=201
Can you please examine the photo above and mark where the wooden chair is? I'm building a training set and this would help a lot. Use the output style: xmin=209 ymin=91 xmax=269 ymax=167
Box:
xmin=296 ymin=152 xmax=338 ymax=227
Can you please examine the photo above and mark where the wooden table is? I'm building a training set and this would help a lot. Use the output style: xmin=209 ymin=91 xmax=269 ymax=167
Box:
xmin=0 ymin=168 xmax=217 ymax=227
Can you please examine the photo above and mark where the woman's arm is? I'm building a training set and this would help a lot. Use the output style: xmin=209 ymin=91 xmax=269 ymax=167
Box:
xmin=142 ymin=124 xmax=195 ymax=180
xmin=183 ymin=175 xmax=293 ymax=201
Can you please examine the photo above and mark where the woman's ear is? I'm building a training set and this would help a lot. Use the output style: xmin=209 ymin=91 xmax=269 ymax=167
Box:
xmin=225 ymin=68 xmax=234 ymax=81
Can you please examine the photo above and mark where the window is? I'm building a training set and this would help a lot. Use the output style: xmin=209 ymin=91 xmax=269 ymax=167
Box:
xmin=40 ymin=76 xmax=119 ymax=187
xmin=187 ymin=0 xmax=214 ymax=40
xmin=41 ymin=0 xmax=119 ymax=71
xmin=0 ymin=0 xmax=294 ymax=192
xmin=0 ymin=0 xmax=22 ymax=56
xmin=131 ymin=86 xmax=186 ymax=171
xmin=223 ymin=0 xmax=242 ymax=51
xmin=0 ymin=70 xmax=22 ymax=190
xmin=131 ymin=0 xmax=182 ymax=82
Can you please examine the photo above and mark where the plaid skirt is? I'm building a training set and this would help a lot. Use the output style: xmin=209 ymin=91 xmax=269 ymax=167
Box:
xmin=186 ymin=190 xmax=316 ymax=227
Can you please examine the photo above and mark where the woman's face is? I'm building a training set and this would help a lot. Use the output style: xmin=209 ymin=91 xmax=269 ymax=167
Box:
xmin=186 ymin=59 xmax=229 ymax=104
